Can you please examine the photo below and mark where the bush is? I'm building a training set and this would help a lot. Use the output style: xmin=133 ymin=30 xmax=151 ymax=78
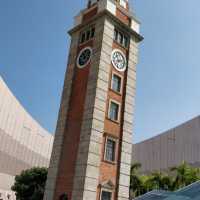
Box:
xmin=11 ymin=167 xmax=48 ymax=200
xmin=130 ymin=162 xmax=200 ymax=198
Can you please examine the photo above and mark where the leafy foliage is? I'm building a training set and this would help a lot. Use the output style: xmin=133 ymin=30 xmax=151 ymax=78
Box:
xmin=11 ymin=167 xmax=48 ymax=200
xmin=11 ymin=163 xmax=200 ymax=199
xmin=130 ymin=162 xmax=200 ymax=198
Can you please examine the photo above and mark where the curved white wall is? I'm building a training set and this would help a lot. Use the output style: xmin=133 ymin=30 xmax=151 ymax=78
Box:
xmin=133 ymin=116 xmax=200 ymax=174
xmin=0 ymin=76 xmax=54 ymax=199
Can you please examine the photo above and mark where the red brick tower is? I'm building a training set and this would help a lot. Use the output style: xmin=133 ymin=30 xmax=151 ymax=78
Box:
xmin=44 ymin=0 xmax=143 ymax=200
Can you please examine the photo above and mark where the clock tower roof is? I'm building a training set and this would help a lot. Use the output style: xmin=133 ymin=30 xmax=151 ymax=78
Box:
xmin=88 ymin=0 xmax=129 ymax=10
xmin=72 ymin=0 xmax=143 ymax=41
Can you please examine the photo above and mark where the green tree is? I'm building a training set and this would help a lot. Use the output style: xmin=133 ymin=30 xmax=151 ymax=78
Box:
xmin=161 ymin=175 xmax=173 ymax=190
xmin=12 ymin=167 xmax=48 ymax=200
xmin=185 ymin=167 xmax=200 ymax=185
xmin=130 ymin=162 xmax=200 ymax=198
xmin=170 ymin=161 xmax=189 ymax=189
xmin=147 ymin=172 xmax=172 ymax=191
xmin=130 ymin=163 xmax=145 ymax=197
xmin=171 ymin=161 xmax=200 ymax=190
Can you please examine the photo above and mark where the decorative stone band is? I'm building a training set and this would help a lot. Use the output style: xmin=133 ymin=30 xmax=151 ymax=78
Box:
xmin=70 ymin=10 xmax=143 ymax=43
xmin=117 ymin=36 xmax=138 ymax=200
xmin=76 ymin=0 xmax=139 ymax=34
xmin=71 ymin=17 xmax=112 ymax=200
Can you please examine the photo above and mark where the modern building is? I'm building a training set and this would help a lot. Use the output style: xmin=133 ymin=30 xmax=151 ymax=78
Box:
xmin=133 ymin=116 xmax=200 ymax=174
xmin=135 ymin=181 xmax=200 ymax=200
xmin=44 ymin=0 xmax=143 ymax=200
xmin=0 ymin=76 xmax=54 ymax=200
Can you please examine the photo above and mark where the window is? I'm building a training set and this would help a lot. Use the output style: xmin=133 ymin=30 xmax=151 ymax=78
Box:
xmin=101 ymin=190 xmax=112 ymax=200
xmin=114 ymin=29 xmax=118 ymax=41
xmin=79 ymin=27 xmax=95 ymax=44
xmin=114 ymin=29 xmax=129 ymax=48
xmin=91 ymin=27 xmax=95 ymax=38
xmin=81 ymin=32 xmax=86 ymax=43
xmin=119 ymin=32 xmax=123 ymax=44
xmin=105 ymin=137 xmax=116 ymax=162
xmin=111 ymin=73 xmax=122 ymax=93
xmin=108 ymin=100 xmax=120 ymax=122
xmin=124 ymin=36 xmax=128 ymax=47
xmin=86 ymin=30 xmax=90 ymax=40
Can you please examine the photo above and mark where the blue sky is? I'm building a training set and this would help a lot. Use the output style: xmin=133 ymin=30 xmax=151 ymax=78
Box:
xmin=1 ymin=0 xmax=200 ymax=143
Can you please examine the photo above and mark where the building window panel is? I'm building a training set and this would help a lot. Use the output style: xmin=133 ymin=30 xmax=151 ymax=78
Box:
xmin=81 ymin=32 xmax=86 ymax=43
xmin=118 ymin=32 xmax=123 ymax=44
xmin=91 ymin=27 xmax=95 ymax=38
xmin=105 ymin=137 xmax=116 ymax=162
xmin=108 ymin=100 xmax=120 ymax=122
xmin=114 ymin=29 xmax=118 ymax=41
xmin=114 ymin=29 xmax=129 ymax=48
xmin=101 ymin=190 xmax=112 ymax=200
xmin=79 ymin=27 xmax=95 ymax=44
xmin=86 ymin=30 xmax=90 ymax=40
xmin=124 ymin=36 xmax=129 ymax=48
xmin=111 ymin=73 xmax=122 ymax=93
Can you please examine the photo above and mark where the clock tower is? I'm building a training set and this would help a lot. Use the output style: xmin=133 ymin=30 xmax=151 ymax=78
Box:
xmin=44 ymin=0 xmax=143 ymax=200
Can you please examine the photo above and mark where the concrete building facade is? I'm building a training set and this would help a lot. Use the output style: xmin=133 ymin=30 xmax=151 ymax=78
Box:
xmin=133 ymin=116 xmax=200 ymax=174
xmin=0 ymin=76 xmax=54 ymax=200
xmin=44 ymin=0 xmax=143 ymax=200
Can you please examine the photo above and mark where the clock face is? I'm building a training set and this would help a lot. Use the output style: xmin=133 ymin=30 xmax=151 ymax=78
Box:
xmin=111 ymin=49 xmax=127 ymax=72
xmin=77 ymin=47 xmax=92 ymax=68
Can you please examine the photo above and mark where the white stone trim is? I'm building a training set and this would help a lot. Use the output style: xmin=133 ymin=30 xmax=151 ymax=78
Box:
xmin=74 ymin=12 xmax=83 ymax=26
xmin=119 ymin=0 xmax=127 ymax=8
xmin=107 ymin=0 xmax=116 ymax=15
xmin=131 ymin=18 xmax=140 ymax=34
xmin=98 ymin=0 xmax=116 ymax=16
xmin=117 ymin=36 xmax=139 ymax=200
xmin=71 ymin=18 xmax=112 ymax=200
